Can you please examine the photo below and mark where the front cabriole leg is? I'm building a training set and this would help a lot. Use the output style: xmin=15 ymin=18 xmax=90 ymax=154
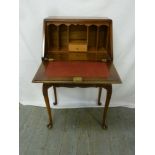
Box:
xmin=102 ymin=84 xmax=112 ymax=129
xmin=42 ymin=83 xmax=53 ymax=129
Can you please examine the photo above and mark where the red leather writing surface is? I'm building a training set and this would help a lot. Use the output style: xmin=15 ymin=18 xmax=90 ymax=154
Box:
xmin=45 ymin=61 xmax=110 ymax=78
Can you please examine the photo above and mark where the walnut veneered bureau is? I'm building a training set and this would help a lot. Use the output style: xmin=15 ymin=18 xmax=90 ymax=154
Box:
xmin=32 ymin=17 xmax=121 ymax=129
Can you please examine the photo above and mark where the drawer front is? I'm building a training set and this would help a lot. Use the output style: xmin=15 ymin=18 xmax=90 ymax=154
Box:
xmin=68 ymin=44 xmax=87 ymax=52
xmin=69 ymin=53 xmax=87 ymax=60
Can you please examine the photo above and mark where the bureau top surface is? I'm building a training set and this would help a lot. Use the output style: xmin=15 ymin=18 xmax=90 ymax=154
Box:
xmin=44 ymin=16 xmax=112 ymax=22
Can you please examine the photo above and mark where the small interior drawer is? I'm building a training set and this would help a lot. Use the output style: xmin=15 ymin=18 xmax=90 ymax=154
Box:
xmin=68 ymin=42 xmax=87 ymax=52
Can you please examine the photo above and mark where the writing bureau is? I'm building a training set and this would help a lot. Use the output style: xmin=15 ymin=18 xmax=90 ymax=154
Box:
xmin=32 ymin=17 xmax=121 ymax=129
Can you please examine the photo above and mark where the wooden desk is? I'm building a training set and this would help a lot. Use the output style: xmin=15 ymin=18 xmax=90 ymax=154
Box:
xmin=32 ymin=17 xmax=121 ymax=129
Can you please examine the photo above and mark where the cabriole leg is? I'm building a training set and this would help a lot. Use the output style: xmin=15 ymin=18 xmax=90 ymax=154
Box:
xmin=97 ymin=87 xmax=102 ymax=105
xmin=102 ymin=84 xmax=112 ymax=129
xmin=53 ymin=86 xmax=58 ymax=105
xmin=42 ymin=83 xmax=53 ymax=129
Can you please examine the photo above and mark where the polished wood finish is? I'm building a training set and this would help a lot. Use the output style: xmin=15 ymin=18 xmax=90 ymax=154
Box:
xmin=68 ymin=41 xmax=87 ymax=52
xmin=102 ymin=84 xmax=112 ymax=129
xmin=98 ymin=87 xmax=102 ymax=105
xmin=53 ymin=86 xmax=57 ymax=105
xmin=43 ymin=17 xmax=113 ymax=61
xmin=32 ymin=17 xmax=121 ymax=129
xmin=42 ymin=83 xmax=53 ymax=128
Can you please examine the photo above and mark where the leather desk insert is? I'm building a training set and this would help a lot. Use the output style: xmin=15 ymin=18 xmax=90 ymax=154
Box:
xmin=45 ymin=61 xmax=109 ymax=78
xmin=32 ymin=17 xmax=121 ymax=129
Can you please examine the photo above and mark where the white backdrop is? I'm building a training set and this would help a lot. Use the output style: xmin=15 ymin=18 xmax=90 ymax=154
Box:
xmin=19 ymin=0 xmax=135 ymax=108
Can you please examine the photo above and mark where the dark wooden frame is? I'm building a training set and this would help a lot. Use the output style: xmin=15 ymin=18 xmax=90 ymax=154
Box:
xmin=32 ymin=17 xmax=121 ymax=130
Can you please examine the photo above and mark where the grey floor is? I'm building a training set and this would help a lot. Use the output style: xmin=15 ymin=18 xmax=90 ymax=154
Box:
xmin=19 ymin=104 xmax=135 ymax=155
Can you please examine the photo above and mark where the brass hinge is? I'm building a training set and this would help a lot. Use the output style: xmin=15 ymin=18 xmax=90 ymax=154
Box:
xmin=43 ymin=58 xmax=55 ymax=61
xmin=101 ymin=59 xmax=107 ymax=62
xmin=48 ymin=58 xmax=55 ymax=61
xmin=73 ymin=77 xmax=83 ymax=82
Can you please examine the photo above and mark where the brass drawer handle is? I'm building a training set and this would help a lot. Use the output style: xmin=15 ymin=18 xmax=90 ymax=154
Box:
xmin=73 ymin=77 xmax=83 ymax=82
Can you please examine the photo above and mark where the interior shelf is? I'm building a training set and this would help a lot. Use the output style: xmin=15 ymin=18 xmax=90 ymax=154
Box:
xmin=69 ymin=25 xmax=87 ymax=42
xmin=46 ymin=24 xmax=110 ymax=60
